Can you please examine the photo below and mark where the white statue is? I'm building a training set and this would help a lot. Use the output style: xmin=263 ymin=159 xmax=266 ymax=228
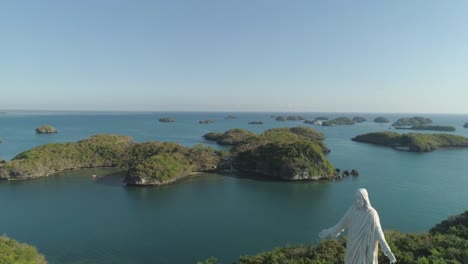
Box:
xmin=319 ymin=188 xmax=397 ymax=264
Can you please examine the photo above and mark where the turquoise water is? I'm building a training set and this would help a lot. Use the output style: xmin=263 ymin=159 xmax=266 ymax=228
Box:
xmin=0 ymin=111 xmax=467 ymax=264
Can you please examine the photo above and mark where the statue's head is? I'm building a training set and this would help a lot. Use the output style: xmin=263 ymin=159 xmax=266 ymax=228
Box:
xmin=355 ymin=188 xmax=371 ymax=209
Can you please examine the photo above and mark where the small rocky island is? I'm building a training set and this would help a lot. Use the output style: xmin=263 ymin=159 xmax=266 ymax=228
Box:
xmin=464 ymin=123 xmax=468 ymax=128
xmin=322 ymin=117 xmax=355 ymax=126
xmin=203 ymin=128 xmax=256 ymax=145
xmin=248 ymin=121 xmax=263 ymax=125
xmin=159 ymin=117 xmax=175 ymax=122
xmin=198 ymin=119 xmax=213 ymax=124
xmin=35 ymin=125 xmax=57 ymax=134
xmin=275 ymin=115 xmax=305 ymax=121
xmin=392 ymin=116 xmax=432 ymax=126
xmin=374 ymin=117 xmax=390 ymax=123
xmin=352 ymin=131 xmax=468 ymax=152
xmin=395 ymin=125 xmax=455 ymax=132
xmin=352 ymin=116 xmax=366 ymax=123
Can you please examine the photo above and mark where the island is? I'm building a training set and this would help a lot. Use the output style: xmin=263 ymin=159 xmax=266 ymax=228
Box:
xmin=35 ymin=125 xmax=57 ymax=134
xmin=224 ymin=115 xmax=237 ymax=119
xmin=322 ymin=117 xmax=355 ymax=126
xmin=248 ymin=121 xmax=263 ymax=125
xmin=374 ymin=117 xmax=390 ymax=123
xmin=158 ymin=117 xmax=175 ymax=122
xmin=198 ymin=119 xmax=213 ymax=124
xmin=315 ymin=116 xmax=329 ymax=120
xmin=0 ymin=126 xmax=340 ymax=184
xmin=0 ymin=134 xmax=222 ymax=186
xmin=352 ymin=131 xmax=468 ymax=152
xmin=275 ymin=115 xmax=304 ymax=121
xmin=352 ymin=116 xmax=366 ymax=123
xmin=395 ymin=125 xmax=455 ymax=132
xmin=464 ymin=122 xmax=468 ymax=128
xmin=202 ymin=128 xmax=256 ymax=145
xmin=392 ymin=116 xmax=432 ymax=126
xmin=230 ymin=127 xmax=334 ymax=180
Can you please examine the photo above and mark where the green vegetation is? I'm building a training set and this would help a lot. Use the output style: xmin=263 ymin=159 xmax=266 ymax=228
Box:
xmin=200 ymin=211 xmax=468 ymax=264
xmin=35 ymin=125 xmax=57 ymax=134
xmin=374 ymin=117 xmax=390 ymax=123
xmin=352 ymin=132 xmax=468 ymax=152
xmin=352 ymin=116 xmax=366 ymax=123
xmin=395 ymin=125 xmax=456 ymax=132
xmin=125 ymin=142 xmax=221 ymax=185
xmin=248 ymin=121 xmax=263 ymax=125
xmin=202 ymin=129 xmax=256 ymax=145
xmin=322 ymin=117 xmax=355 ymax=126
xmin=275 ymin=116 xmax=305 ymax=121
xmin=231 ymin=127 xmax=334 ymax=180
xmin=0 ymin=235 xmax=47 ymax=264
xmin=392 ymin=116 xmax=432 ymax=126
xmin=0 ymin=134 xmax=222 ymax=185
xmin=158 ymin=117 xmax=174 ymax=122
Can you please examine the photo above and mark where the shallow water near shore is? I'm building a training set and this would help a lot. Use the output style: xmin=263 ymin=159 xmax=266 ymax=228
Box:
xmin=0 ymin=111 xmax=467 ymax=263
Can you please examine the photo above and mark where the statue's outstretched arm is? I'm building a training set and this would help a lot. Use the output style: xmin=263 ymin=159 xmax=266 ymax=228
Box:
xmin=319 ymin=208 xmax=350 ymax=239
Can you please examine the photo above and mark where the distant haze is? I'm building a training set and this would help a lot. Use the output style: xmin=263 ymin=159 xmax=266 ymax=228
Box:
xmin=1 ymin=1 xmax=467 ymax=113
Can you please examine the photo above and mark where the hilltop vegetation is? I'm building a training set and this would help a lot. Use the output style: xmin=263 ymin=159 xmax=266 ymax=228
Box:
xmin=0 ymin=134 xmax=222 ymax=185
xmin=374 ymin=117 xmax=390 ymax=123
xmin=0 ymin=235 xmax=47 ymax=264
xmin=231 ymin=127 xmax=334 ymax=180
xmin=200 ymin=211 xmax=468 ymax=264
xmin=392 ymin=116 xmax=432 ymax=126
xmin=203 ymin=129 xmax=256 ymax=145
xmin=352 ymin=131 xmax=468 ymax=152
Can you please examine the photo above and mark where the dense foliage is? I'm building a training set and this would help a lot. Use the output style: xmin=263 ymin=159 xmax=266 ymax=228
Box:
xmin=200 ymin=211 xmax=468 ymax=264
xmin=392 ymin=117 xmax=432 ymax=126
xmin=0 ymin=134 xmax=133 ymax=179
xmin=231 ymin=127 xmax=334 ymax=180
xmin=0 ymin=235 xmax=47 ymax=264
xmin=352 ymin=132 xmax=468 ymax=152
xmin=203 ymin=129 xmax=256 ymax=145
xmin=0 ymin=135 xmax=222 ymax=185
xmin=374 ymin=117 xmax=390 ymax=123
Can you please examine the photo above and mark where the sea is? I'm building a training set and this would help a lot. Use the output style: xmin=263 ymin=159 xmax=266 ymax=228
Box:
xmin=0 ymin=111 xmax=467 ymax=264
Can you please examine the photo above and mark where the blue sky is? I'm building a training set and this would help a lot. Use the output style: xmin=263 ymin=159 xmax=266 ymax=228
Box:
xmin=1 ymin=1 xmax=467 ymax=113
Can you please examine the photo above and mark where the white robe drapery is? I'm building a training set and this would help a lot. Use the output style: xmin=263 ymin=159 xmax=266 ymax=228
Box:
xmin=327 ymin=189 xmax=394 ymax=264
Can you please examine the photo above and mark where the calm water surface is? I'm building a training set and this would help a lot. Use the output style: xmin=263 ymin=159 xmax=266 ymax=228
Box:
xmin=0 ymin=111 xmax=467 ymax=264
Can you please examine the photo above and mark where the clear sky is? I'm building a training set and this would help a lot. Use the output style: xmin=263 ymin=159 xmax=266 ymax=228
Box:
xmin=1 ymin=1 xmax=467 ymax=113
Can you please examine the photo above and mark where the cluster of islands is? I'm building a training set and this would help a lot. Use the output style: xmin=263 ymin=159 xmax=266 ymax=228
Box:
xmin=2 ymin=116 xmax=468 ymax=186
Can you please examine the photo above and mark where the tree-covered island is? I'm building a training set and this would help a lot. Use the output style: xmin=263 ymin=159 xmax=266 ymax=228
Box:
xmin=374 ymin=117 xmax=390 ymax=123
xmin=322 ymin=117 xmax=355 ymax=126
xmin=395 ymin=125 xmax=456 ymax=132
xmin=352 ymin=131 xmax=468 ymax=152
xmin=35 ymin=125 xmax=57 ymax=134
xmin=392 ymin=116 xmax=432 ymax=126
xmin=0 ymin=126 xmax=339 ymax=184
